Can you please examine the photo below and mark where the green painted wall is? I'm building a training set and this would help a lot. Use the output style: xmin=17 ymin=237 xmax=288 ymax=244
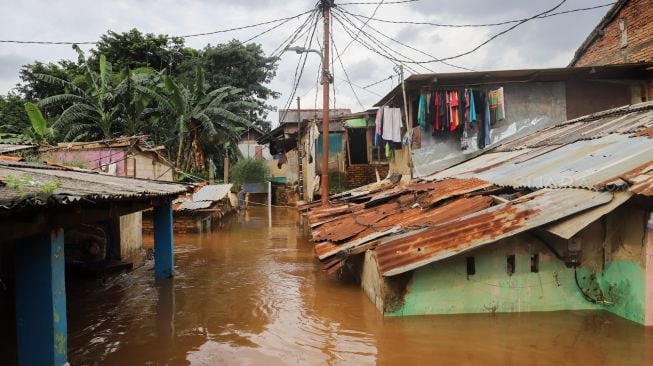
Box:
xmin=384 ymin=235 xmax=647 ymax=324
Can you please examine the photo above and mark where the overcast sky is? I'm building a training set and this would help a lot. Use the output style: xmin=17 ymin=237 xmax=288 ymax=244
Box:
xmin=0 ymin=0 xmax=609 ymax=124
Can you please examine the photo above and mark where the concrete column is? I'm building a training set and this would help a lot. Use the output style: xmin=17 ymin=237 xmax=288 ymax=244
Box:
xmin=154 ymin=200 xmax=174 ymax=279
xmin=15 ymin=229 xmax=68 ymax=366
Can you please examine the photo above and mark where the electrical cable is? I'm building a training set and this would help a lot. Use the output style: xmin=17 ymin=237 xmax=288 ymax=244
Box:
xmin=363 ymin=75 xmax=393 ymax=89
xmin=278 ymin=12 xmax=321 ymax=125
xmin=336 ymin=8 xmax=435 ymax=73
xmin=331 ymin=30 xmax=366 ymax=110
xmin=338 ymin=7 xmax=475 ymax=71
xmin=345 ymin=0 xmax=569 ymax=65
xmin=339 ymin=2 xmax=616 ymax=28
xmin=332 ymin=11 xmax=421 ymax=75
xmin=0 ymin=10 xmax=317 ymax=45
xmin=337 ymin=0 xmax=419 ymax=5
xmin=338 ymin=0 xmax=385 ymax=57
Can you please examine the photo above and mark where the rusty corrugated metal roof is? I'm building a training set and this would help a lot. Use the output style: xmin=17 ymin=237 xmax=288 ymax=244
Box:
xmin=376 ymin=189 xmax=613 ymax=276
xmin=314 ymin=195 xmax=494 ymax=260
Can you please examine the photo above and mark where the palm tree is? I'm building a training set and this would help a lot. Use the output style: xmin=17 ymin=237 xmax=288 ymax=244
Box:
xmin=150 ymin=65 xmax=255 ymax=173
xmin=35 ymin=47 xmax=125 ymax=141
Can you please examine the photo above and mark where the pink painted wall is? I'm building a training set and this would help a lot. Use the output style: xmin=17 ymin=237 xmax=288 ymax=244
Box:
xmin=44 ymin=149 xmax=127 ymax=176
xmin=646 ymin=214 xmax=653 ymax=326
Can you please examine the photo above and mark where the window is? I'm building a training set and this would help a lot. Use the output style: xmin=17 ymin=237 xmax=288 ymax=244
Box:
xmin=530 ymin=254 xmax=539 ymax=273
xmin=506 ymin=255 xmax=515 ymax=276
xmin=466 ymin=257 xmax=476 ymax=276
xmin=347 ymin=128 xmax=369 ymax=164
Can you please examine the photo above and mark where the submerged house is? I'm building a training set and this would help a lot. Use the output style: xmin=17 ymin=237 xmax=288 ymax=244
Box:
xmin=40 ymin=135 xmax=176 ymax=266
xmin=170 ymin=184 xmax=235 ymax=234
xmin=0 ymin=160 xmax=189 ymax=365
xmin=307 ymin=101 xmax=653 ymax=325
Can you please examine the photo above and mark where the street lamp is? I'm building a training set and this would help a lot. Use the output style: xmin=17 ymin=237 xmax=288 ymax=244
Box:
xmin=283 ymin=44 xmax=332 ymax=205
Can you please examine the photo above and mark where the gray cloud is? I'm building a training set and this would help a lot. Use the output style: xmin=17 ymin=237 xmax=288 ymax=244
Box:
xmin=0 ymin=0 xmax=610 ymax=118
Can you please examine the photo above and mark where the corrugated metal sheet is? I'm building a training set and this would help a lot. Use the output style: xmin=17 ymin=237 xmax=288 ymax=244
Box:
xmin=177 ymin=200 xmax=213 ymax=211
xmin=376 ymin=189 xmax=613 ymax=276
xmin=605 ymin=161 xmax=653 ymax=196
xmin=192 ymin=184 xmax=233 ymax=202
xmin=0 ymin=161 xmax=190 ymax=209
xmin=428 ymin=134 xmax=653 ymax=191
xmin=314 ymin=196 xmax=494 ymax=260
xmin=544 ymin=191 xmax=632 ymax=239
xmin=0 ymin=144 xmax=36 ymax=154
xmin=495 ymin=102 xmax=653 ymax=152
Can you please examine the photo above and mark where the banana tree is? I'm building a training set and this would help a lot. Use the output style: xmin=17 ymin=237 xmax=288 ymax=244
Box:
xmin=0 ymin=102 xmax=54 ymax=144
xmin=36 ymin=47 xmax=126 ymax=141
xmin=159 ymin=65 xmax=255 ymax=173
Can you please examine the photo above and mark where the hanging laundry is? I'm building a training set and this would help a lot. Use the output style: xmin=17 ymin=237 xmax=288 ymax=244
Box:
xmin=457 ymin=90 xmax=465 ymax=131
xmin=483 ymin=91 xmax=492 ymax=147
xmin=488 ymin=87 xmax=505 ymax=124
xmin=439 ymin=91 xmax=448 ymax=132
xmin=469 ymin=88 xmax=477 ymax=127
xmin=417 ymin=94 xmax=427 ymax=129
xmin=385 ymin=142 xmax=391 ymax=159
xmin=450 ymin=91 xmax=460 ymax=132
xmin=374 ymin=107 xmax=384 ymax=147
xmin=426 ymin=92 xmax=435 ymax=132
xmin=434 ymin=92 xmax=440 ymax=131
xmin=382 ymin=107 xmax=403 ymax=143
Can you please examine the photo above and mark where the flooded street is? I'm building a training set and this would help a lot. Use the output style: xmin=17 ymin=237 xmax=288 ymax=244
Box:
xmin=67 ymin=207 xmax=653 ymax=365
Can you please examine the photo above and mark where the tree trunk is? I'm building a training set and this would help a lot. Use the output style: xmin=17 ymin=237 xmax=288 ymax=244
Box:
xmin=189 ymin=119 xmax=206 ymax=171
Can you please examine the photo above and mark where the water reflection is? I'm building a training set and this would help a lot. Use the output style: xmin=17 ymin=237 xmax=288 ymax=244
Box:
xmin=66 ymin=207 xmax=652 ymax=366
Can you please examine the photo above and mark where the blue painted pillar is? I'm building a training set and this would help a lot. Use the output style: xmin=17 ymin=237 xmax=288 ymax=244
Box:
xmin=153 ymin=200 xmax=174 ymax=279
xmin=15 ymin=229 xmax=68 ymax=366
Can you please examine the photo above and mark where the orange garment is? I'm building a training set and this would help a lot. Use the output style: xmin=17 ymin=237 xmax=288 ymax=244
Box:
xmin=450 ymin=91 xmax=459 ymax=131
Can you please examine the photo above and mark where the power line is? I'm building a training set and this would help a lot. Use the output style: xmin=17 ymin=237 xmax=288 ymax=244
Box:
xmin=336 ymin=7 xmax=474 ymax=72
xmin=337 ymin=0 xmax=419 ymax=5
xmin=331 ymin=18 xmax=365 ymax=110
xmin=339 ymin=2 xmax=615 ymax=28
xmin=332 ymin=10 xmax=422 ymax=74
xmin=363 ymin=75 xmax=393 ymax=89
xmin=0 ymin=10 xmax=316 ymax=45
xmin=338 ymin=0 xmax=385 ymax=57
xmin=343 ymin=0 xmax=569 ymax=65
xmin=278 ymin=12 xmax=321 ymax=124
xmin=242 ymin=10 xmax=315 ymax=44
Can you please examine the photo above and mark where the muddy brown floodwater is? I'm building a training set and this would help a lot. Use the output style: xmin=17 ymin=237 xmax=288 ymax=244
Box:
xmin=67 ymin=207 xmax=653 ymax=365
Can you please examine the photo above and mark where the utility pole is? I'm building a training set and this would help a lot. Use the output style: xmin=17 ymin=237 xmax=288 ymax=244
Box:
xmin=320 ymin=0 xmax=333 ymax=205
xmin=297 ymin=97 xmax=304 ymax=201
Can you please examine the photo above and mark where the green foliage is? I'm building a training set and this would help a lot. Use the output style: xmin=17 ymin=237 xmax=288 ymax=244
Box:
xmin=231 ymin=158 xmax=268 ymax=185
xmin=4 ymin=174 xmax=61 ymax=199
xmin=3 ymin=28 xmax=280 ymax=178
xmin=90 ymin=29 xmax=191 ymax=74
xmin=23 ymin=102 xmax=54 ymax=144
xmin=177 ymin=40 xmax=278 ymax=131
xmin=15 ymin=60 xmax=82 ymax=103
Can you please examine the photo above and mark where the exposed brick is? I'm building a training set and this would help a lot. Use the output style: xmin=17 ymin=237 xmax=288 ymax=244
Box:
xmin=346 ymin=164 xmax=389 ymax=188
xmin=574 ymin=0 xmax=653 ymax=67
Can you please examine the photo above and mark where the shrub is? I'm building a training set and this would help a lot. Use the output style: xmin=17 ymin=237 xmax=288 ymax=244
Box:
xmin=231 ymin=158 xmax=268 ymax=185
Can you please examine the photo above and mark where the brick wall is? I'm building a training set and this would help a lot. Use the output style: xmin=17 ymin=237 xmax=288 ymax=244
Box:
xmin=574 ymin=0 xmax=653 ymax=67
xmin=347 ymin=164 xmax=389 ymax=188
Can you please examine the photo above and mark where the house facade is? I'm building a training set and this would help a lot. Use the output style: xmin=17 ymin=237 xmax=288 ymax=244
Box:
xmin=41 ymin=135 xmax=176 ymax=266
xmin=307 ymin=102 xmax=653 ymax=325
xmin=372 ymin=63 xmax=653 ymax=179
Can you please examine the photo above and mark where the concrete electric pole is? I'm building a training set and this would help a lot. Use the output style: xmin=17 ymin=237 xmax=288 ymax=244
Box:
xmin=320 ymin=0 xmax=333 ymax=205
